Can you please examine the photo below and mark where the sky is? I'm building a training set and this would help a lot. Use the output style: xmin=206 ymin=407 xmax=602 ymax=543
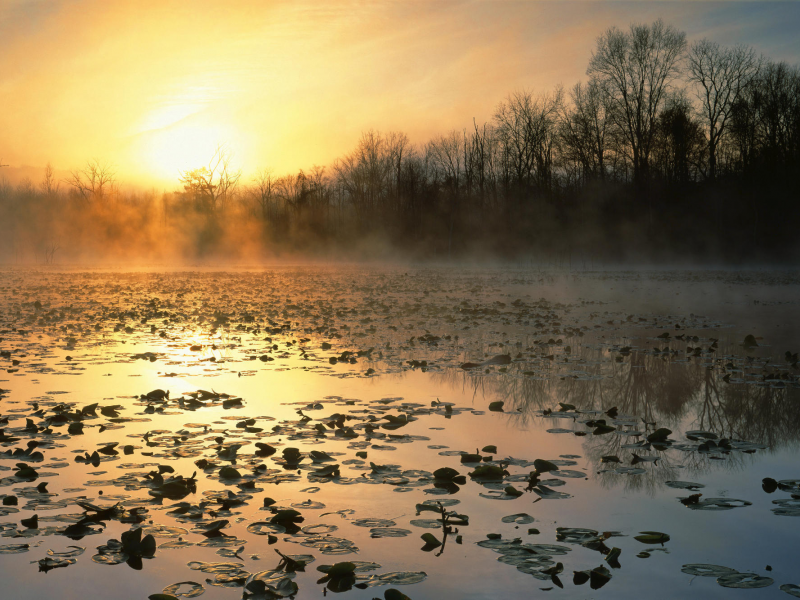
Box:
xmin=1 ymin=0 xmax=799 ymax=188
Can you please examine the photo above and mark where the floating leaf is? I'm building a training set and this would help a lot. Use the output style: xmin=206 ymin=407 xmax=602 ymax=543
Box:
xmin=646 ymin=428 xmax=672 ymax=443
xmin=634 ymin=531 xmax=670 ymax=544
xmin=47 ymin=545 xmax=85 ymax=558
xmin=432 ymin=467 xmax=459 ymax=481
xmin=717 ymin=572 xmax=774 ymax=589
xmin=247 ymin=522 xmax=286 ymax=536
xmin=370 ymin=528 xmax=411 ymax=538
xmin=469 ymin=465 xmax=506 ymax=480
xmin=409 ymin=519 xmax=441 ymax=529
xmin=681 ymin=564 xmax=738 ymax=577
xmin=780 ymin=584 xmax=800 ymax=597
xmin=162 ymin=581 xmax=205 ymax=598
xmin=762 ymin=478 xmax=779 ymax=493
xmin=533 ymin=459 xmax=558 ymax=473
xmin=420 ymin=533 xmax=441 ymax=549
xmin=686 ymin=498 xmax=752 ymax=511
xmin=501 ymin=513 xmax=534 ymax=525
xmin=533 ymin=485 xmax=571 ymax=500
xmin=354 ymin=518 xmax=396 ymax=528
xmin=37 ymin=557 xmax=77 ymax=572
xmin=665 ymin=481 xmax=705 ymax=490
xmin=317 ymin=562 xmax=356 ymax=577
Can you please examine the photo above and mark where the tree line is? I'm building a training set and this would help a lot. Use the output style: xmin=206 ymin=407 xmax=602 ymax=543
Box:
xmin=2 ymin=18 xmax=799 ymax=263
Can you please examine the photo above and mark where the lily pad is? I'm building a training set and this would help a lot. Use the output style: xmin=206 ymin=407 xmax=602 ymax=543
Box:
xmin=360 ymin=571 xmax=428 ymax=587
xmin=681 ymin=564 xmax=738 ymax=577
xmin=717 ymin=572 xmax=774 ymax=589
xmin=634 ymin=531 xmax=670 ymax=544
xmin=501 ymin=513 xmax=535 ymax=525
xmin=666 ymin=481 xmax=705 ymax=490
xmin=686 ymin=498 xmax=752 ymax=511
xmin=247 ymin=522 xmax=287 ymax=535
xmin=533 ymin=485 xmax=571 ymax=500
xmin=162 ymin=581 xmax=205 ymax=598
xmin=409 ymin=519 xmax=441 ymax=529
xmin=370 ymin=528 xmax=412 ymax=538
xmin=780 ymin=584 xmax=800 ymax=597
xmin=772 ymin=498 xmax=800 ymax=516
xmin=354 ymin=518 xmax=396 ymax=528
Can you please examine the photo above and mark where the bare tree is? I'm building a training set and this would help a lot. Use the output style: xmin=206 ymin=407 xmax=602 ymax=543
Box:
xmin=493 ymin=87 xmax=563 ymax=194
xmin=559 ymin=79 xmax=612 ymax=182
xmin=652 ymin=93 xmax=707 ymax=184
xmin=428 ymin=130 xmax=466 ymax=256
xmin=465 ymin=119 xmax=496 ymax=205
xmin=384 ymin=132 xmax=409 ymax=193
xmin=65 ymin=158 xmax=116 ymax=203
xmin=40 ymin=162 xmax=60 ymax=196
xmin=248 ymin=168 xmax=276 ymax=221
xmin=179 ymin=145 xmax=241 ymax=215
xmin=334 ymin=130 xmax=394 ymax=220
xmin=44 ymin=241 xmax=60 ymax=265
xmin=588 ymin=19 xmax=687 ymax=185
xmin=688 ymin=40 xmax=758 ymax=180
xmin=275 ymin=170 xmax=307 ymax=217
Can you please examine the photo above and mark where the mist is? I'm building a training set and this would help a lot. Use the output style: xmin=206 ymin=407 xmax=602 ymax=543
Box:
xmin=1 ymin=17 xmax=799 ymax=266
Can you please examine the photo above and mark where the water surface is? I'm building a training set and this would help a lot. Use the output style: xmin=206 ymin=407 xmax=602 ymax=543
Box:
xmin=0 ymin=267 xmax=798 ymax=599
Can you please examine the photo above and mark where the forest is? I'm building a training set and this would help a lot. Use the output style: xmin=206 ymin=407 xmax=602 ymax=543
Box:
xmin=1 ymin=18 xmax=799 ymax=264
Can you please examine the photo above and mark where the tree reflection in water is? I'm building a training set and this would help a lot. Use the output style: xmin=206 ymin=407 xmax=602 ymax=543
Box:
xmin=431 ymin=341 xmax=799 ymax=493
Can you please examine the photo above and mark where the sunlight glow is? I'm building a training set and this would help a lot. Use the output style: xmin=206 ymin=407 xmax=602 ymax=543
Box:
xmin=142 ymin=121 xmax=230 ymax=179
xmin=135 ymin=103 xmax=205 ymax=134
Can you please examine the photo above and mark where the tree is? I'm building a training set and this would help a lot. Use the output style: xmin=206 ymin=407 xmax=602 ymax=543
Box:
xmin=753 ymin=62 xmax=800 ymax=171
xmin=729 ymin=61 xmax=800 ymax=176
xmin=465 ymin=119 xmax=497 ymax=205
xmin=179 ymin=145 xmax=241 ymax=216
xmin=65 ymin=158 xmax=116 ymax=203
xmin=40 ymin=162 xmax=60 ymax=196
xmin=248 ymin=168 xmax=276 ymax=221
xmin=559 ymin=79 xmax=612 ymax=182
xmin=687 ymin=39 xmax=758 ymax=179
xmin=333 ymin=130 xmax=394 ymax=222
xmin=652 ymin=94 xmax=706 ymax=185
xmin=588 ymin=19 xmax=687 ymax=185
xmin=493 ymin=88 xmax=563 ymax=195
xmin=427 ymin=130 xmax=465 ymax=256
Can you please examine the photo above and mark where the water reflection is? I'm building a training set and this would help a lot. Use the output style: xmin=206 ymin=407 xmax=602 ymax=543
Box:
xmin=430 ymin=342 xmax=799 ymax=493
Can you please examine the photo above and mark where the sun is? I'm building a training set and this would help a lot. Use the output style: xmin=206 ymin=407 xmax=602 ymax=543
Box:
xmin=141 ymin=121 xmax=229 ymax=181
xmin=128 ymin=96 xmax=245 ymax=183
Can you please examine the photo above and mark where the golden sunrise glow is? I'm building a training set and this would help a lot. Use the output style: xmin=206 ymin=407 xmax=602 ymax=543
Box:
xmin=141 ymin=121 xmax=231 ymax=180
xmin=0 ymin=1 xmax=797 ymax=188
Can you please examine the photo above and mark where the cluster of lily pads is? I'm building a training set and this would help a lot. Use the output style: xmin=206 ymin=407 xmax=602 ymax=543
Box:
xmin=0 ymin=268 xmax=799 ymax=599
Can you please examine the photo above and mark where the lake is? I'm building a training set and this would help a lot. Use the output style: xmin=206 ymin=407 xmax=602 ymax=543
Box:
xmin=0 ymin=266 xmax=798 ymax=599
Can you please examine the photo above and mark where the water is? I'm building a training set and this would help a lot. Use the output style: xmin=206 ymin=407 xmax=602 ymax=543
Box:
xmin=0 ymin=267 xmax=798 ymax=599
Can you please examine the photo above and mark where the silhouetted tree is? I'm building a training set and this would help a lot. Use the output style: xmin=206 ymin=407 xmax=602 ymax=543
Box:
xmin=248 ymin=168 xmax=277 ymax=222
xmin=653 ymin=94 xmax=706 ymax=185
xmin=65 ymin=158 xmax=116 ymax=203
xmin=588 ymin=19 xmax=687 ymax=186
xmin=559 ymin=80 xmax=612 ymax=183
xmin=179 ymin=145 xmax=241 ymax=216
xmin=688 ymin=40 xmax=758 ymax=180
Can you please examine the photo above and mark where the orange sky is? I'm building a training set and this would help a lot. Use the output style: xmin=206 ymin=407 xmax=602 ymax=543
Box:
xmin=1 ymin=0 xmax=799 ymax=188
